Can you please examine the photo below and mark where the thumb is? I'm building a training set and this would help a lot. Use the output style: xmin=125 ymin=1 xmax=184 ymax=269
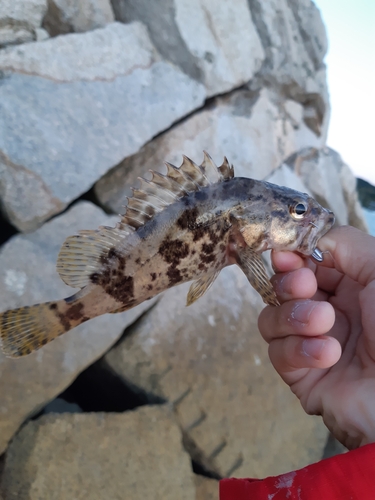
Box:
xmin=318 ymin=226 xmax=375 ymax=287
xmin=359 ymin=281 xmax=375 ymax=362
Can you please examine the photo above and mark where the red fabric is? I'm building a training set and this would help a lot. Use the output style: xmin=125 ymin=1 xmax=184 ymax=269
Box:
xmin=220 ymin=443 xmax=375 ymax=500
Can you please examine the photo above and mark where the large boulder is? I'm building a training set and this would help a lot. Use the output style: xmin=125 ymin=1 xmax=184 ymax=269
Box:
xmin=248 ymin=0 xmax=329 ymax=138
xmin=0 ymin=22 xmax=205 ymax=232
xmin=95 ymin=88 xmax=325 ymax=213
xmin=43 ymin=0 xmax=115 ymax=36
xmin=0 ymin=0 xmax=47 ymax=48
xmin=111 ymin=0 xmax=265 ymax=97
xmin=0 ymin=406 xmax=196 ymax=499
xmin=0 ymin=201 xmax=156 ymax=454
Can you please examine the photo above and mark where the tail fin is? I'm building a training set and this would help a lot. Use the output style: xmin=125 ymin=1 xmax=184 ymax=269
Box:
xmin=0 ymin=301 xmax=70 ymax=358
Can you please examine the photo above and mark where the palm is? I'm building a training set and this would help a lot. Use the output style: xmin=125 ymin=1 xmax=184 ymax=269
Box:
xmin=259 ymin=227 xmax=375 ymax=448
xmin=289 ymin=271 xmax=375 ymax=449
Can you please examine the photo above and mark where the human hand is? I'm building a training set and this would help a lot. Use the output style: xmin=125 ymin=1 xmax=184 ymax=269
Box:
xmin=258 ymin=226 xmax=375 ymax=450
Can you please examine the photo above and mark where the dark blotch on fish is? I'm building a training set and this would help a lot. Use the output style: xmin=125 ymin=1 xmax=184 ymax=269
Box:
xmin=159 ymin=238 xmax=189 ymax=265
xmin=177 ymin=207 xmax=199 ymax=230
xmin=66 ymin=302 xmax=84 ymax=321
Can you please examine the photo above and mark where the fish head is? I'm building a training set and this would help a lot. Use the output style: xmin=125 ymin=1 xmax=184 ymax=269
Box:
xmin=234 ymin=182 xmax=335 ymax=259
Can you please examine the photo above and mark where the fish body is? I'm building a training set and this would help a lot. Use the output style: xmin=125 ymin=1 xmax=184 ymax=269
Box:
xmin=0 ymin=154 xmax=335 ymax=357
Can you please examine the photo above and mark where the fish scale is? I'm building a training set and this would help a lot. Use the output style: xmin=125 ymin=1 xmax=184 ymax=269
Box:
xmin=0 ymin=152 xmax=335 ymax=357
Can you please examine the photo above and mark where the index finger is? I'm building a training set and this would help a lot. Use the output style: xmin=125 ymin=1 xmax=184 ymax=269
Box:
xmin=271 ymin=250 xmax=309 ymax=273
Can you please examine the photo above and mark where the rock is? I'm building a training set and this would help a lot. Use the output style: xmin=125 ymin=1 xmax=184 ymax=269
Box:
xmin=285 ymin=147 xmax=368 ymax=231
xmin=95 ymin=88 xmax=325 ymax=213
xmin=0 ymin=201 xmax=156 ymax=454
xmin=35 ymin=27 xmax=50 ymax=41
xmin=195 ymin=476 xmax=218 ymax=500
xmin=0 ymin=0 xmax=47 ymax=48
xmin=0 ymin=407 xmax=196 ymax=499
xmin=0 ymin=22 xmax=205 ymax=232
xmin=43 ymin=0 xmax=115 ymax=36
xmin=248 ymin=0 xmax=329 ymax=139
xmin=103 ymin=266 xmax=328 ymax=478
xmin=111 ymin=0 xmax=265 ymax=97
xmin=266 ymin=162 xmax=312 ymax=195
xmin=0 ymin=22 xmax=154 ymax=81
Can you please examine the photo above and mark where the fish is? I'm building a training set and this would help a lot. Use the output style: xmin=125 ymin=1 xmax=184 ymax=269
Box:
xmin=0 ymin=153 xmax=335 ymax=358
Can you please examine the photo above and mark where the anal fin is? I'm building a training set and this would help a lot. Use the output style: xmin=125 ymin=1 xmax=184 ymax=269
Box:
xmin=186 ymin=271 xmax=220 ymax=306
xmin=236 ymin=248 xmax=279 ymax=306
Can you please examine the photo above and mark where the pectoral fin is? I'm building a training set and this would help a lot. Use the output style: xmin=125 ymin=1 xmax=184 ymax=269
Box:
xmin=236 ymin=248 xmax=279 ymax=306
xmin=186 ymin=271 xmax=220 ymax=306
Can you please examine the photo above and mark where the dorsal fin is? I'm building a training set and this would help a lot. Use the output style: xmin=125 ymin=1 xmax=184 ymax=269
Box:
xmin=57 ymin=153 xmax=235 ymax=289
xmin=218 ymin=156 xmax=234 ymax=180
xmin=118 ymin=152 xmax=234 ymax=231
xmin=200 ymin=151 xmax=222 ymax=183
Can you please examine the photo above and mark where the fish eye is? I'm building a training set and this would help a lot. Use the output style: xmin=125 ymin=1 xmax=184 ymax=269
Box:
xmin=290 ymin=202 xmax=307 ymax=219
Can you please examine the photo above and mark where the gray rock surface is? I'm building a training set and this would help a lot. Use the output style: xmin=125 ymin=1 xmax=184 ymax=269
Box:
xmin=112 ymin=0 xmax=265 ymax=97
xmin=195 ymin=476 xmax=218 ymax=500
xmin=0 ymin=22 xmax=205 ymax=231
xmin=95 ymin=88 xmax=325 ymax=213
xmin=0 ymin=22 xmax=154 ymax=81
xmin=0 ymin=0 xmax=47 ymax=48
xmin=248 ymin=0 xmax=329 ymax=139
xmin=43 ymin=0 xmax=115 ymax=36
xmin=0 ymin=407 xmax=196 ymax=500
xmin=104 ymin=266 xmax=328 ymax=478
xmin=0 ymin=201 xmax=156 ymax=454
xmin=285 ymin=147 xmax=368 ymax=231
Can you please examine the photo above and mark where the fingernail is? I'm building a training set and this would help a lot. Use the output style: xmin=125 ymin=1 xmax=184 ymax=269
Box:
xmin=290 ymin=301 xmax=317 ymax=324
xmin=302 ymin=338 xmax=327 ymax=359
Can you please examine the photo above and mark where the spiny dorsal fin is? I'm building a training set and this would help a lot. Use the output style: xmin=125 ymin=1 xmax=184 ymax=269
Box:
xmin=57 ymin=153 xmax=234 ymax=289
xmin=218 ymin=156 xmax=234 ymax=180
xmin=200 ymin=151 xmax=222 ymax=184
xmin=119 ymin=152 xmax=234 ymax=231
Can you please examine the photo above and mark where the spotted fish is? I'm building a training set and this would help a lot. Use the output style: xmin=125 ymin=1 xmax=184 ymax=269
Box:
xmin=0 ymin=153 xmax=335 ymax=357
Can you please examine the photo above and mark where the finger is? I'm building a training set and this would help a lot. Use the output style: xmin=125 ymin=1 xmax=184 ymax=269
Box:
xmin=318 ymin=226 xmax=375 ymax=287
xmin=269 ymin=335 xmax=342 ymax=374
xmin=272 ymin=267 xmax=317 ymax=303
xmin=315 ymin=266 xmax=345 ymax=294
xmin=259 ymin=300 xmax=335 ymax=343
xmin=271 ymin=251 xmax=306 ymax=273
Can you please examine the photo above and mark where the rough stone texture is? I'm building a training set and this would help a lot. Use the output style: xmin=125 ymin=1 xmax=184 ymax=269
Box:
xmin=95 ymin=87 xmax=324 ymax=213
xmin=248 ymin=0 xmax=330 ymax=139
xmin=35 ymin=27 xmax=50 ymax=41
xmin=0 ymin=0 xmax=47 ymax=48
xmin=43 ymin=0 xmax=115 ymax=36
xmin=0 ymin=407 xmax=196 ymax=500
xmin=0 ymin=22 xmax=205 ymax=232
xmin=0 ymin=22 xmax=155 ymax=81
xmin=195 ymin=476 xmax=218 ymax=500
xmin=104 ymin=266 xmax=328 ymax=479
xmin=285 ymin=147 xmax=368 ymax=231
xmin=0 ymin=201 xmax=156 ymax=454
xmin=111 ymin=0 xmax=265 ymax=97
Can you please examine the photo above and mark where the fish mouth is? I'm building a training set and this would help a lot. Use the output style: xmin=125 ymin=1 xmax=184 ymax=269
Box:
xmin=310 ymin=209 xmax=335 ymax=261
xmin=299 ymin=208 xmax=335 ymax=259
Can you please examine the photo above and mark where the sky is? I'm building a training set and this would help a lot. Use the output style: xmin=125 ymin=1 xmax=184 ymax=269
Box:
xmin=314 ymin=0 xmax=375 ymax=185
